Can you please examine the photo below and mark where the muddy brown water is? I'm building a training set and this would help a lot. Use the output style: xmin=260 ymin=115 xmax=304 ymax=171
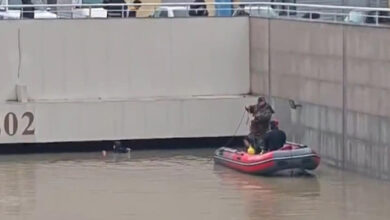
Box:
xmin=0 ymin=148 xmax=389 ymax=220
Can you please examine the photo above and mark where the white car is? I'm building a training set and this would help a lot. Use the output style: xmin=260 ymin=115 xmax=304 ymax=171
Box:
xmin=33 ymin=9 xmax=58 ymax=19
xmin=0 ymin=7 xmax=20 ymax=19
xmin=152 ymin=6 xmax=189 ymax=18
xmin=0 ymin=0 xmax=57 ymax=19
xmin=343 ymin=10 xmax=390 ymax=24
xmin=70 ymin=0 xmax=107 ymax=18
xmin=72 ymin=7 xmax=107 ymax=18
xmin=344 ymin=10 xmax=366 ymax=24
xmin=243 ymin=6 xmax=278 ymax=18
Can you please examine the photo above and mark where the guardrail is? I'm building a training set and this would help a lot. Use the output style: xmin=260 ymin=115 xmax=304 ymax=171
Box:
xmin=1 ymin=2 xmax=390 ymax=26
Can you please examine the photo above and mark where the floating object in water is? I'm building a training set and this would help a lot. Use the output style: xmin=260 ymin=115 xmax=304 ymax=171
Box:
xmin=113 ymin=141 xmax=131 ymax=153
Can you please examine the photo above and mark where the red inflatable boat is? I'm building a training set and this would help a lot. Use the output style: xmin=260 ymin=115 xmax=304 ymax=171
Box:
xmin=214 ymin=143 xmax=320 ymax=175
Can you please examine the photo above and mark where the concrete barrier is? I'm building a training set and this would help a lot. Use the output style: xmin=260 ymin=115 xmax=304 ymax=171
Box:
xmin=0 ymin=18 xmax=249 ymax=101
xmin=0 ymin=23 xmax=19 ymax=102
xmin=344 ymin=25 xmax=390 ymax=177
xmin=0 ymin=17 xmax=253 ymax=144
xmin=250 ymin=17 xmax=390 ymax=179
xmin=250 ymin=18 xmax=269 ymax=95
xmin=0 ymin=96 xmax=256 ymax=144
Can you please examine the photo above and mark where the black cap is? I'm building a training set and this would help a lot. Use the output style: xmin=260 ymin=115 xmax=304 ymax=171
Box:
xmin=258 ymin=96 xmax=265 ymax=103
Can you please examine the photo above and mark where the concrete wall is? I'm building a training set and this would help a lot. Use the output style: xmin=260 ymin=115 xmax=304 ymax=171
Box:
xmin=260 ymin=19 xmax=344 ymax=167
xmin=250 ymin=18 xmax=269 ymax=96
xmin=0 ymin=17 xmax=253 ymax=144
xmin=345 ymin=26 xmax=390 ymax=177
xmin=0 ymin=18 xmax=249 ymax=101
xmin=250 ymin=17 xmax=390 ymax=179
xmin=0 ymin=23 xmax=19 ymax=102
xmin=0 ymin=96 xmax=256 ymax=143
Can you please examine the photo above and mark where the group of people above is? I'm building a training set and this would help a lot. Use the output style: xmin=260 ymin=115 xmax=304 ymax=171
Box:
xmin=243 ymin=97 xmax=286 ymax=155
xmin=103 ymin=0 xmax=142 ymax=18
xmin=102 ymin=0 xmax=209 ymax=18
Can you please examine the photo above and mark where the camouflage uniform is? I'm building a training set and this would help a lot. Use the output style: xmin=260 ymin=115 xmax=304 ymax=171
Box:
xmin=247 ymin=100 xmax=274 ymax=152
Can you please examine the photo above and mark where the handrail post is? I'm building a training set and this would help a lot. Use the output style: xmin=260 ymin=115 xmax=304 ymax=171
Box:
xmin=267 ymin=5 xmax=269 ymax=17
xmin=89 ymin=6 xmax=92 ymax=18
xmin=287 ymin=5 xmax=290 ymax=17
xmin=376 ymin=11 xmax=379 ymax=25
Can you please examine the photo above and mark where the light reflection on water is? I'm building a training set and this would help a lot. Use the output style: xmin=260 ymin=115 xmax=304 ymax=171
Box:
xmin=0 ymin=148 xmax=389 ymax=220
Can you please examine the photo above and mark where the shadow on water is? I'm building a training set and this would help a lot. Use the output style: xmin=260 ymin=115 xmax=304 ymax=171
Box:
xmin=0 ymin=147 xmax=214 ymax=164
xmin=0 ymin=137 xmax=244 ymax=155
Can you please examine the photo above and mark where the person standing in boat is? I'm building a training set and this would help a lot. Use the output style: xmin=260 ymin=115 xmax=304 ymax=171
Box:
xmin=245 ymin=97 xmax=274 ymax=153
xmin=263 ymin=119 xmax=286 ymax=152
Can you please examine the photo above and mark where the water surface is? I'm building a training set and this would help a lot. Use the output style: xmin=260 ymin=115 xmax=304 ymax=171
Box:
xmin=0 ymin=148 xmax=389 ymax=220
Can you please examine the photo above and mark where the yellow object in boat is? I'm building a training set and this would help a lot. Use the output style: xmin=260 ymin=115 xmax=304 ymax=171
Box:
xmin=247 ymin=145 xmax=255 ymax=155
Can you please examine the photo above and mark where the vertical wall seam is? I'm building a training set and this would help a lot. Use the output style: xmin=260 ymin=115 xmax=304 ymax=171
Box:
xmin=17 ymin=28 xmax=22 ymax=81
xmin=248 ymin=17 xmax=252 ymax=94
xmin=268 ymin=18 xmax=272 ymax=102
xmin=342 ymin=24 xmax=347 ymax=169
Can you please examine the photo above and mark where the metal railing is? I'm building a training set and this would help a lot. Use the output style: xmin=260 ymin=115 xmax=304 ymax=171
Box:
xmin=1 ymin=2 xmax=390 ymax=26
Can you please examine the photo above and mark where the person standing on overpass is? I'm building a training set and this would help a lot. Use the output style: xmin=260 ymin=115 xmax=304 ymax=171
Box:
xmin=128 ymin=0 xmax=142 ymax=17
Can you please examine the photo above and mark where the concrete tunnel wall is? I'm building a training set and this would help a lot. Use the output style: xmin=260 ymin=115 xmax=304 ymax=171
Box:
xmin=250 ymin=18 xmax=390 ymax=179
xmin=0 ymin=18 xmax=249 ymax=101
xmin=0 ymin=17 xmax=255 ymax=144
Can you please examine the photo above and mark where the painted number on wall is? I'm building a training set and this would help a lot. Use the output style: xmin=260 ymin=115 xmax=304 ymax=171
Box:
xmin=0 ymin=112 xmax=35 ymax=136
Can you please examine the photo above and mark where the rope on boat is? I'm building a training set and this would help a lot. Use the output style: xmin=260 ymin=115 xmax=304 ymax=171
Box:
xmin=223 ymin=109 xmax=247 ymax=147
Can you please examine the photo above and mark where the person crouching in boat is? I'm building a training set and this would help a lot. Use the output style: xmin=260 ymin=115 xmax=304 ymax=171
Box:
xmin=245 ymin=97 xmax=275 ymax=154
xmin=263 ymin=120 xmax=286 ymax=152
